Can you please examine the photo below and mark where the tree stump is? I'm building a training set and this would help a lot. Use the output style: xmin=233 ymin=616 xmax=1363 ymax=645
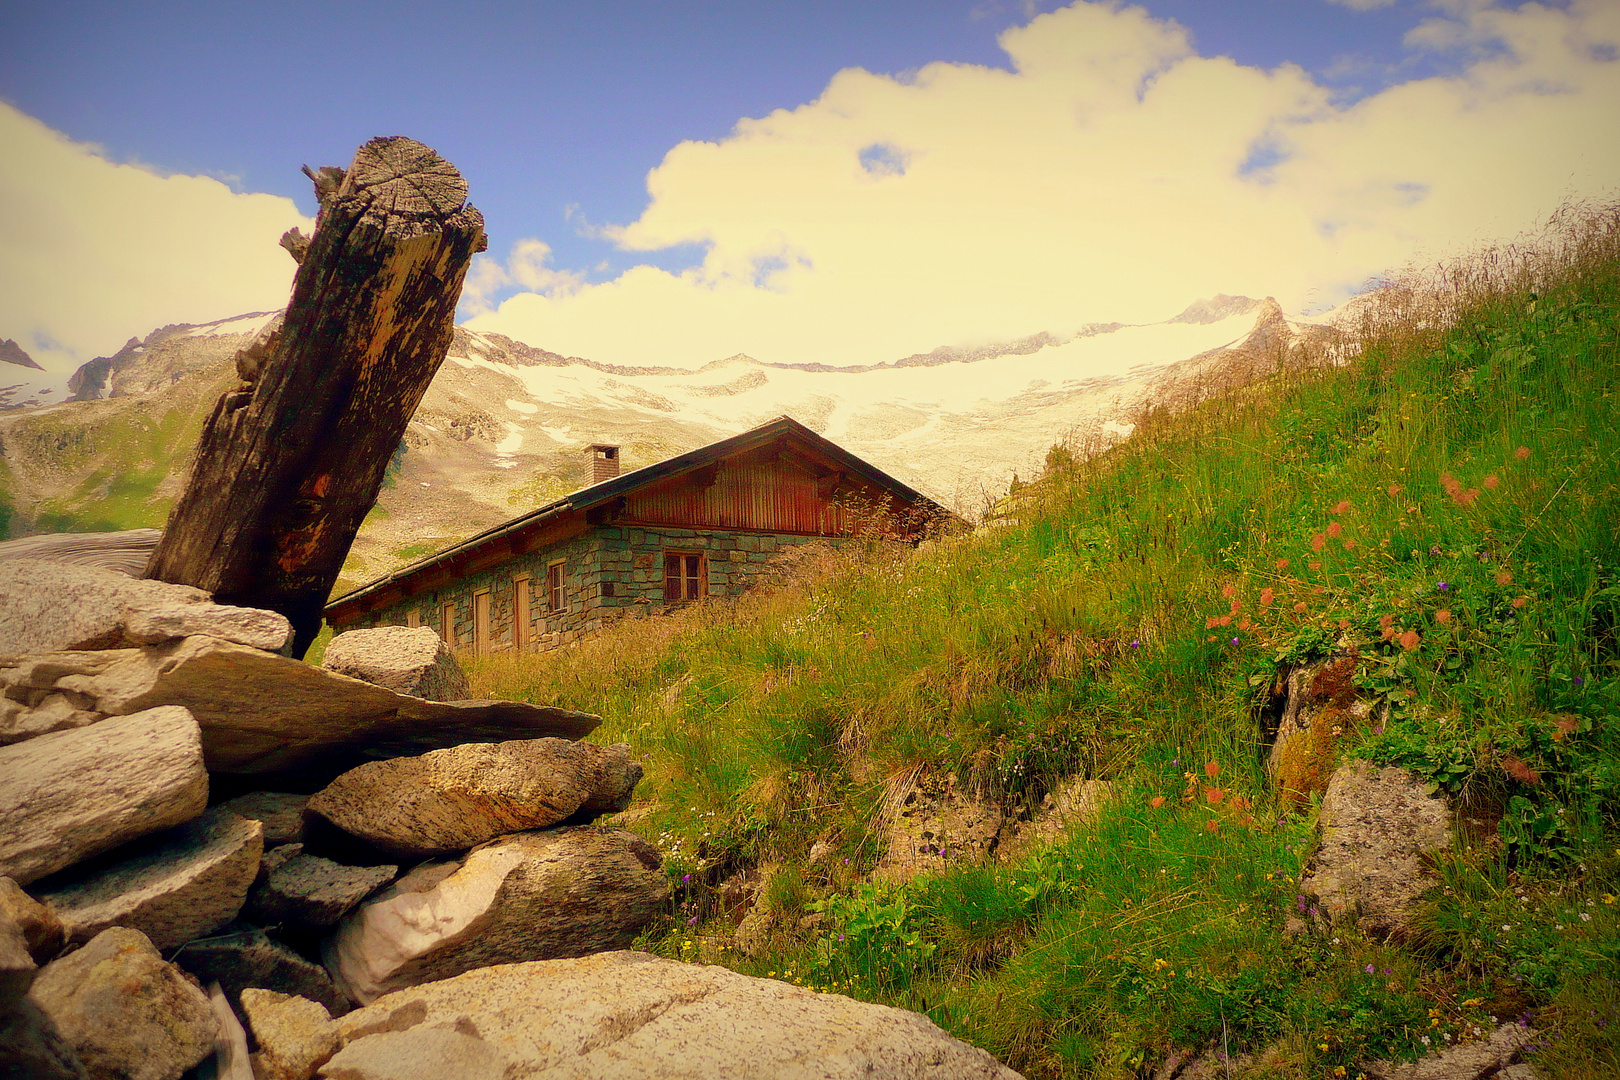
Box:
xmin=145 ymin=137 xmax=487 ymax=658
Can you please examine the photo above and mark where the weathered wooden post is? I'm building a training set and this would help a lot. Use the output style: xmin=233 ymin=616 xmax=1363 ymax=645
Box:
xmin=145 ymin=136 xmax=486 ymax=658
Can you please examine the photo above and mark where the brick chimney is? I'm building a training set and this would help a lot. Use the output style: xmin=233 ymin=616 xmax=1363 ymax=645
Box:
xmin=589 ymin=443 xmax=620 ymax=483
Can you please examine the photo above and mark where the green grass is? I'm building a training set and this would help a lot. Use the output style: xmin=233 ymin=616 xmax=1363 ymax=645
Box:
xmin=468 ymin=200 xmax=1620 ymax=1079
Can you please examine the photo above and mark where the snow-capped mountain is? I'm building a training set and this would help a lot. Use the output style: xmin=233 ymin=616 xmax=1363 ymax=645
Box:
xmin=0 ymin=297 xmax=1340 ymax=586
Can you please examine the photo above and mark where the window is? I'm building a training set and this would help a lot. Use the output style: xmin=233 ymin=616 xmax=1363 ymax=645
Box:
xmin=663 ymin=552 xmax=705 ymax=602
xmin=473 ymin=589 xmax=491 ymax=655
xmin=547 ymin=560 xmax=567 ymax=612
xmin=512 ymin=576 xmax=530 ymax=652
xmin=405 ymin=609 xmax=420 ymax=628
xmin=440 ymin=602 xmax=456 ymax=648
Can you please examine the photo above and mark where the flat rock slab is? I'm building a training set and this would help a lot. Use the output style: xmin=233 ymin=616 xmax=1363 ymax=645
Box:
xmin=325 ymin=827 xmax=668 ymax=1004
xmin=306 ymin=739 xmax=641 ymax=859
xmin=221 ymin=791 xmax=309 ymax=847
xmin=0 ymin=705 xmax=208 ymax=885
xmin=0 ymin=527 xmax=160 ymax=577
xmin=80 ymin=636 xmax=600 ymax=775
xmin=321 ymin=626 xmax=469 ymax=701
xmin=0 ymin=558 xmax=208 ymax=654
xmin=30 ymin=926 xmax=217 ymax=1080
xmin=248 ymin=844 xmax=396 ymax=930
xmin=175 ymin=924 xmax=349 ymax=1017
xmin=35 ymin=808 xmax=263 ymax=951
xmin=1302 ymin=760 xmax=1452 ymax=939
xmin=324 ymin=950 xmax=1025 ymax=1079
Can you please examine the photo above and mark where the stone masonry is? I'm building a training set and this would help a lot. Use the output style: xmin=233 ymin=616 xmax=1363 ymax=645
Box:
xmin=357 ymin=526 xmax=833 ymax=654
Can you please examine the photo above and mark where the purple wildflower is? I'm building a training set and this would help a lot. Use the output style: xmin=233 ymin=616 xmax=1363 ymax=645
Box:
xmin=1437 ymin=581 xmax=1450 ymax=591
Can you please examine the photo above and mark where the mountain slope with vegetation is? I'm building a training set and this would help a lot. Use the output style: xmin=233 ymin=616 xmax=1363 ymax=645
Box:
xmin=468 ymin=202 xmax=1620 ymax=1079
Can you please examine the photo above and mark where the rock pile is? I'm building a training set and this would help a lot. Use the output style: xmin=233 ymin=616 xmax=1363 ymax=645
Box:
xmin=2 ymin=559 xmax=1023 ymax=1079
xmin=0 ymin=563 xmax=659 ymax=1079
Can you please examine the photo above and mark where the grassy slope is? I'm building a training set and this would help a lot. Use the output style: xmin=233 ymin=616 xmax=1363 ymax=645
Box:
xmin=471 ymin=206 xmax=1620 ymax=1079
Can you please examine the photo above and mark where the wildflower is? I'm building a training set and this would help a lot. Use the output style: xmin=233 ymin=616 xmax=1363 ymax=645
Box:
xmin=1496 ymin=570 xmax=1513 ymax=585
xmin=1130 ymin=639 xmax=1140 ymax=648
xmin=1436 ymin=610 xmax=1452 ymax=625
xmin=1311 ymin=533 xmax=1326 ymax=552
xmin=1601 ymin=894 xmax=1615 ymax=905
xmin=1260 ymin=587 xmax=1275 ymax=607
xmin=1150 ymin=796 xmax=1165 ymax=809
xmin=1338 ymin=618 xmax=1350 ymax=630
xmin=1437 ymin=581 xmax=1449 ymax=591
xmin=1380 ymin=614 xmax=1394 ymax=629
xmin=1388 ymin=484 xmax=1404 ymax=497
xmin=1581 ymin=912 xmax=1592 ymax=922
xmin=682 ymin=874 xmax=692 ymax=883
xmin=1294 ymin=601 xmax=1309 ymax=613
xmin=1206 ymin=819 xmax=1220 ymax=832
xmin=1276 ymin=558 xmax=1290 ymax=571
xmin=1343 ymin=540 xmax=1356 ymax=550
xmin=1399 ymin=629 xmax=1421 ymax=650
xmin=1309 ymin=561 xmax=1322 ymax=571
xmin=1512 ymin=597 xmax=1528 ymax=608
xmin=1222 ymin=583 xmax=1237 ymax=599
xmin=1515 ymin=446 xmax=1530 ymax=460
xmin=1502 ymin=756 xmax=1541 ymax=784
xmin=1573 ymin=676 xmax=1583 ymax=686
xmin=1238 ymin=618 xmax=1252 ymax=631
xmin=687 ymin=915 xmax=699 ymax=926
xmin=1332 ymin=500 xmax=1352 ymax=514
xmin=1484 ymin=474 xmax=1500 ymax=489
xmin=1206 ymin=761 xmax=1220 ymax=778
xmin=1231 ymin=636 xmax=1240 ymax=646
xmin=1205 ymin=787 xmax=1225 ymax=805
xmin=1206 ymin=616 xmax=1221 ymax=629
xmin=1502 ymin=925 xmax=1512 ymax=931
xmin=1327 ymin=521 xmax=1343 ymax=539
xmin=1364 ymin=963 xmax=1375 ymax=974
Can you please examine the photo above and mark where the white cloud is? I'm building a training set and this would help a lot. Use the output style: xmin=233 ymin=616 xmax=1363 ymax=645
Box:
xmin=461 ymin=239 xmax=585 ymax=316
xmin=0 ymin=102 xmax=310 ymax=372
xmin=471 ymin=0 xmax=1620 ymax=369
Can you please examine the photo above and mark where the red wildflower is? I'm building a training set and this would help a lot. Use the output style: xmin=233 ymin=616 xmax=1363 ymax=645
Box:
xmin=1388 ymin=484 xmax=1404 ymax=497
xmin=1483 ymin=474 xmax=1500 ymax=490
xmin=1515 ymin=446 xmax=1531 ymax=460
xmin=1222 ymin=584 xmax=1237 ymax=599
xmin=1259 ymin=587 xmax=1275 ymax=607
xmin=1502 ymin=755 xmax=1541 ymax=785
xmin=1275 ymin=558 xmax=1290 ymax=571
xmin=1206 ymin=616 xmax=1221 ymax=629
xmin=1205 ymin=819 xmax=1220 ymax=833
xmin=1332 ymin=500 xmax=1352 ymax=515
xmin=1293 ymin=601 xmax=1308 ymax=613
xmin=1149 ymin=795 xmax=1166 ymax=809
xmin=1311 ymin=534 xmax=1326 ymax=552
xmin=1205 ymin=787 xmax=1225 ymax=805
xmin=1381 ymin=627 xmax=1396 ymax=642
xmin=1399 ymin=629 xmax=1421 ymax=650
xmin=1495 ymin=570 xmax=1513 ymax=586
xmin=1238 ymin=618 xmax=1252 ymax=631
xmin=1217 ymin=615 xmax=1232 ymax=627
xmin=1380 ymin=614 xmax=1394 ymax=629
xmin=1435 ymin=609 xmax=1451 ymax=625
xmin=1512 ymin=597 xmax=1528 ymax=609
xmin=1309 ymin=561 xmax=1322 ymax=571
xmin=1205 ymin=761 xmax=1220 ymax=779
xmin=1343 ymin=540 xmax=1356 ymax=550
xmin=1337 ymin=619 xmax=1350 ymax=630
xmin=1552 ymin=715 xmax=1579 ymax=741
xmin=1327 ymin=521 xmax=1343 ymax=539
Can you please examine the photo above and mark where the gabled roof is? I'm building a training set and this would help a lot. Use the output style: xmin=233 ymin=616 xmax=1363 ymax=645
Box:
xmin=325 ymin=416 xmax=949 ymax=615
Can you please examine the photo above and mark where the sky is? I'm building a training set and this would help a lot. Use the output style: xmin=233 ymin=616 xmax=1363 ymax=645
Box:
xmin=2 ymin=0 xmax=1616 ymax=374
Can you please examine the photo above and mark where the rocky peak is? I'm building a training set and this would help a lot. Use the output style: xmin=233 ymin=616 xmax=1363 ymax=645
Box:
xmin=0 ymin=339 xmax=43 ymax=371
xmin=1168 ymin=294 xmax=1263 ymax=325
